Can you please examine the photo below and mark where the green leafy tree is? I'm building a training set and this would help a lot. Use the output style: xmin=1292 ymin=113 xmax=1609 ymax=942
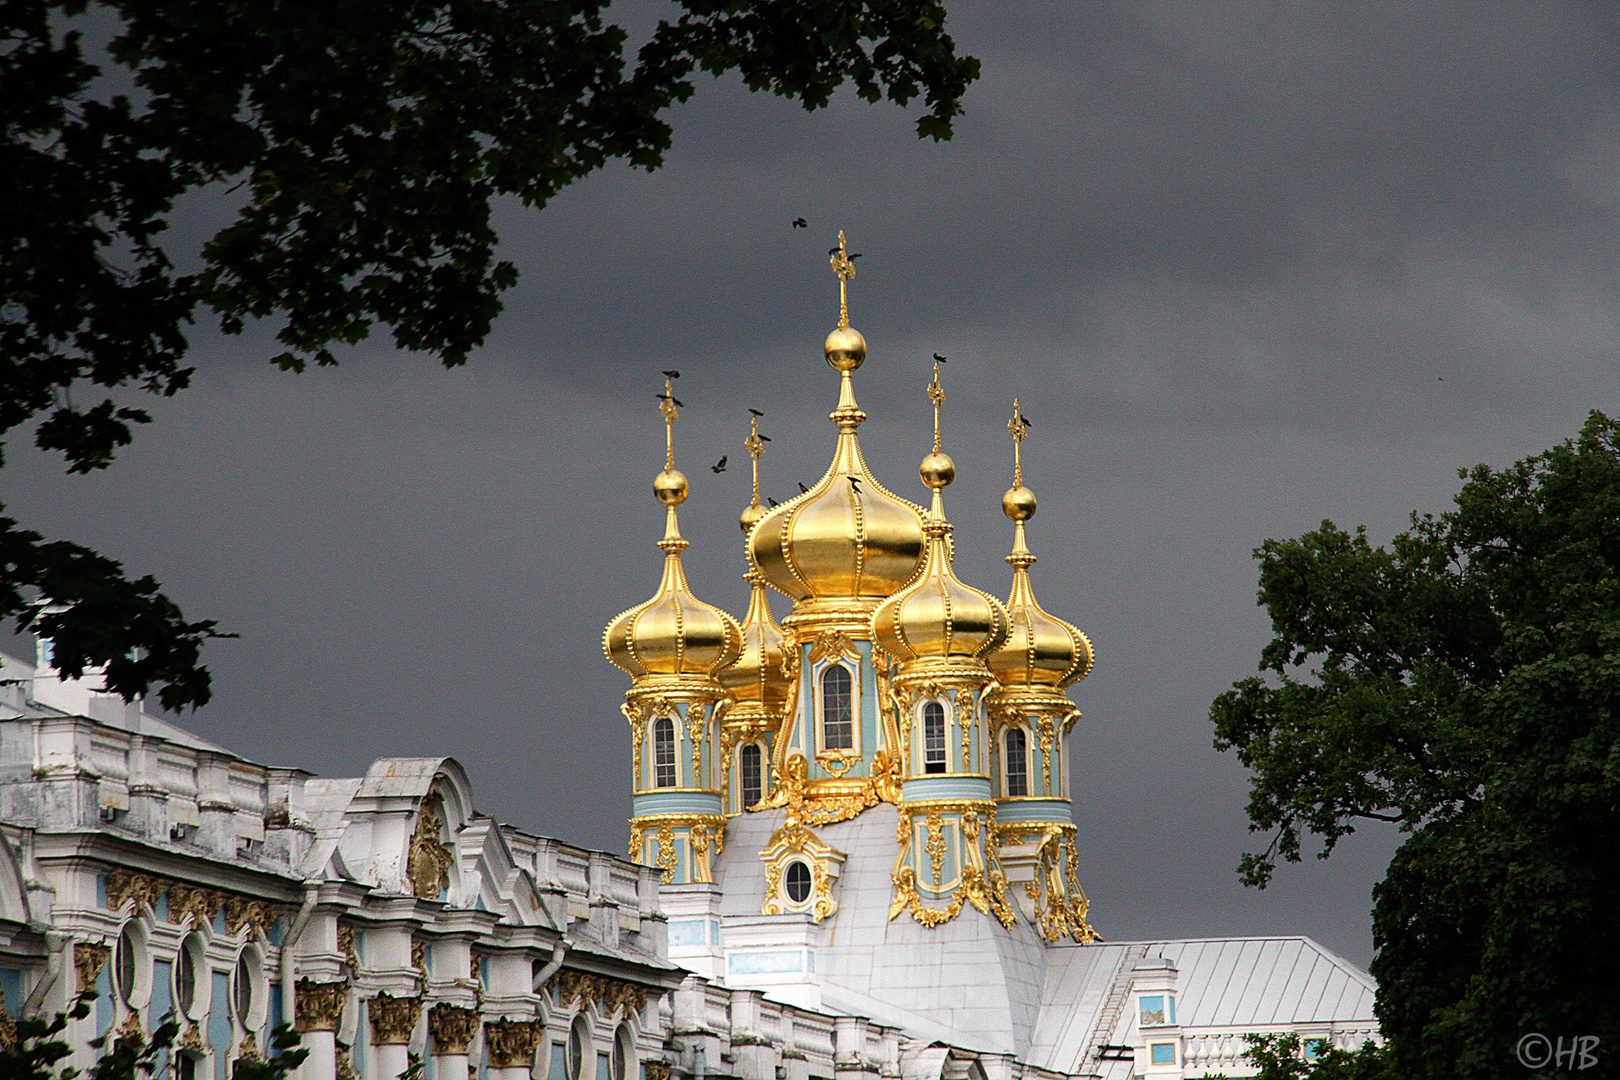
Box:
xmin=0 ymin=994 xmax=307 ymax=1078
xmin=2 ymin=0 xmax=980 ymax=706
xmin=1212 ymin=411 xmax=1620 ymax=1079
xmin=1237 ymin=1033 xmax=1388 ymax=1080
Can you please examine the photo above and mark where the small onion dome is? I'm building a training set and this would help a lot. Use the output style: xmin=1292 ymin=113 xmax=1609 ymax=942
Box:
xmin=718 ymin=570 xmax=791 ymax=719
xmin=604 ymin=401 xmax=743 ymax=679
xmin=872 ymin=513 xmax=1009 ymax=666
xmin=985 ymin=484 xmax=1093 ymax=689
xmin=748 ymin=326 xmax=925 ymax=606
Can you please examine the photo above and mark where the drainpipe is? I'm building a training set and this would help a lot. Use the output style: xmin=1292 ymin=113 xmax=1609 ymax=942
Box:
xmin=24 ymin=930 xmax=68 ymax=1014
xmin=530 ymin=941 xmax=567 ymax=993
xmin=279 ymin=882 xmax=320 ymax=1033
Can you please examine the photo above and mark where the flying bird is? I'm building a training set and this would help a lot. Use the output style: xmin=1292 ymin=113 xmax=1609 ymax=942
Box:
xmin=768 ymin=498 xmax=780 ymax=507
xmin=748 ymin=408 xmax=764 ymax=416
xmin=657 ymin=392 xmax=684 ymax=408
xmin=849 ymin=253 xmax=863 ymax=260
xmin=798 ymin=482 xmax=809 ymax=494
xmin=828 ymin=247 xmax=840 ymax=256
xmin=792 ymin=218 xmax=808 ymax=229
xmin=662 ymin=369 xmax=680 ymax=379
xmin=933 ymin=353 xmax=947 ymax=363
xmin=759 ymin=434 xmax=772 ymax=442
xmin=712 ymin=456 xmax=728 ymax=473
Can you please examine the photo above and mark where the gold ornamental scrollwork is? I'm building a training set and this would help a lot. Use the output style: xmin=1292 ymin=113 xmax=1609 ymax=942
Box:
xmin=628 ymin=825 xmax=645 ymax=862
xmin=815 ymin=748 xmax=860 ymax=777
xmin=225 ymin=897 xmax=278 ymax=940
xmin=368 ymin=992 xmax=422 ymax=1045
xmin=429 ymin=1003 xmax=480 ymax=1056
xmin=955 ymin=688 xmax=976 ymax=771
xmin=74 ymin=942 xmax=109 ymax=993
xmin=646 ymin=1063 xmax=672 ymax=1080
xmin=544 ymin=970 xmax=649 ymax=1020
xmin=180 ymin=1020 xmax=204 ymax=1052
xmin=294 ymin=978 xmax=348 ymax=1033
xmin=807 ymin=630 xmax=860 ymax=666
xmin=335 ymin=1042 xmax=360 ymax=1080
xmin=106 ymin=870 xmax=166 ymax=917
xmin=923 ymin=812 xmax=947 ymax=887
xmin=337 ymin=925 xmax=360 ymax=977
xmin=655 ymin=825 xmax=677 ymax=883
xmin=622 ymin=701 xmax=649 ymax=790
xmin=116 ymin=1007 xmax=143 ymax=1045
xmin=167 ymin=883 xmax=221 ymax=929
xmin=238 ymin=1032 xmax=261 ymax=1062
xmin=408 ymin=802 xmax=456 ymax=900
xmin=411 ymin=938 xmax=428 ymax=984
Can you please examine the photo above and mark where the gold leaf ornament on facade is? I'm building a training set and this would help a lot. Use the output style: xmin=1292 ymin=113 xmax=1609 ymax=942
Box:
xmin=485 ymin=1021 xmax=544 ymax=1069
xmin=429 ymin=1004 xmax=480 ymax=1056
xmin=167 ymin=883 xmax=222 ymax=929
xmin=106 ymin=870 xmax=167 ymax=917
xmin=294 ymin=978 xmax=349 ymax=1033
xmin=368 ymin=992 xmax=423 ymax=1045
xmin=225 ymin=897 xmax=279 ymax=940
xmin=408 ymin=801 xmax=456 ymax=900
xmin=74 ymin=942 xmax=109 ymax=993
xmin=544 ymin=970 xmax=648 ymax=1020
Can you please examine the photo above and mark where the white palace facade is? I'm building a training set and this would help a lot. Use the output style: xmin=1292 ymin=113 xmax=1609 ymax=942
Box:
xmin=0 ymin=242 xmax=1377 ymax=1079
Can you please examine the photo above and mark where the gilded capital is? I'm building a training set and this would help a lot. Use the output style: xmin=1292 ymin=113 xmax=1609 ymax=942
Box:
xmin=429 ymin=1003 xmax=481 ymax=1056
xmin=485 ymin=1020 xmax=543 ymax=1068
xmin=368 ymin=992 xmax=423 ymax=1045
xmin=294 ymin=978 xmax=349 ymax=1033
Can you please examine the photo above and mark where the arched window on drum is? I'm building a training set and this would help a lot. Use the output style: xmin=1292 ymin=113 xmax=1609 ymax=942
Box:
xmin=1004 ymin=727 xmax=1029 ymax=796
xmin=922 ymin=702 xmax=948 ymax=774
xmin=821 ymin=666 xmax=854 ymax=751
xmin=740 ymin=743 xmax=764 ymax=808
xmin=653 ymin=718 xmax=677 ymax=787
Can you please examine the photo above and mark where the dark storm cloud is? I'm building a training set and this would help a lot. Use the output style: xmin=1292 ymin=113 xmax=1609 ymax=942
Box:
xmin=9 ymin=2 xmax=1620 ymax=964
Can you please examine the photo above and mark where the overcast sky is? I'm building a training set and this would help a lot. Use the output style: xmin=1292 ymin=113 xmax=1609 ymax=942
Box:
xmin=10 ymin=1 xmax=1620 ymax=967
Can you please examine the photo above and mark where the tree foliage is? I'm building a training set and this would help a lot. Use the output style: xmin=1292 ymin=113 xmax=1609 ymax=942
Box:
xmin=0 ymin=994 xmax=306 ymax=1079
xmin=1 ymin=0 xmax=979 ymax=706
xmin=1212 ymin=411 xmax=1620 ymax=1079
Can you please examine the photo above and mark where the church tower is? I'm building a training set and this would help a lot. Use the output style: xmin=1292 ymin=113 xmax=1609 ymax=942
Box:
xmin=871 ymin=363 xmax=1019 ymax=927
xmin=604 ymin=382 xmax=742 ymax=884
xmin=984 ymin=405 xmax=1099 ymax=940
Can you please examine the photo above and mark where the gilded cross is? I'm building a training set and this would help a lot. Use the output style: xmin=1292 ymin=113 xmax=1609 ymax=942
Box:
xmin=830 ymin=231 xmax=857 ymax=328
xmin=928 ymin=362 xmax=946 ymax=454
xmin=1009 ymin=399 xmax=1029 ymax=486
xmin=745 ymin=415 xmax=765 ymax=506
xmin=660 ymin=378 xmax=678 ymax=469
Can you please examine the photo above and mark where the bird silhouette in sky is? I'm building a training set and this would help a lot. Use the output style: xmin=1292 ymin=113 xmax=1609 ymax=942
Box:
xmin=759 ymin=434 xmax=772 ymax=442
xmin=768 ymin=498 xmax=780 ymax=507
xmin=662 ymin=369 xmax=680 ymax=379
xmin=850 ymin=253 xmax=863 ymax=260
xmin=657 ymin=392 xmax=684 ymax=408
xmin=827 ymin=247 xmax=840 ymax=256
xmin=1019 ymin=410 xmax=1032 ymax=427
xmin=792 ymin=218 xmax=808 ymax=229
xmin=749 ymin=407 xmax=764 ymax=416
xmin=933 ymin=353 xmax=947 ymax=363
xmin=712 ymin=456 xmax=727 ymax=473
xmin=798 ymin=482 xmax=809 ymax=494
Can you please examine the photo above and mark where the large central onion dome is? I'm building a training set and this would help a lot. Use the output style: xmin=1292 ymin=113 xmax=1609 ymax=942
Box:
xmin=986 ymin=409 xmax=1093 ymax=690
xmin=747 ymin=324 xmax=925 ymax=619
xmin=605 ymin=392 xmax=742 ymax=681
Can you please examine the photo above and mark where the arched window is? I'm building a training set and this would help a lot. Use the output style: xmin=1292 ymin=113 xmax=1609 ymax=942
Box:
xmin=740 ymin=743 xmax=763 ymax=808
xmin=1005 ymin=728 xmax=1028 ymax=796
xmin=568 ymin=1015 xmax=591 ymax=1080
xmin=821 ymin=666 xmax=854 ymax=750
xmin=653 ymin=718 xmax=676 ymax=787
xmin=922 ymin=702 xmax=947 ymax=774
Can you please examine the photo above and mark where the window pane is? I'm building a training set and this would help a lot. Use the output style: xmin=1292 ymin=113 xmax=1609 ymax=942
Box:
xmin=923 ymin=703 xmax=947 ymax=773
xmin=1150 ymin=1043 xmax=1176 ymax=1065
xmin=1139 ymin=995 xmax=1165 ymax=1026
xmin=1005 ymin=728 xmax=1027 ymax=796
xmin=822 ymin=667 xmax=853 ymax=750
xmin=785 ymin=861 xmax=813 ymax=903
xmin=653 ymin=719 xmax=676 ymax=788
xmin=740 ymin=744 xmax=762 ymax=807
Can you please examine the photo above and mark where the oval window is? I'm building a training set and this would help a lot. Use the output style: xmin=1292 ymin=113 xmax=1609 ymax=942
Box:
xmin=175 ymin=936 xmax=202 ymax=1016
xmin=568 ymin=1015 xmax=590 ymax=1080
xmin=114 ymin=924 xmax=139 ymax=1004
xmin=785 ymin=861 xmax=813 ymax=903
xmin=234 ymin=950 xmax=257 ymax=1021
xmin=612 ymin=1025 xmax=634 ymax=1080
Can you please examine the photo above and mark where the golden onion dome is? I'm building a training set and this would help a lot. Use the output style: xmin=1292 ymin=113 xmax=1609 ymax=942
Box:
xmin=718 ymin=570 xmax=791 ymax=718
xmin=746 ymin=319 xmax=925 ymax=617
xmin=604 ymin=383 xmax=743 ymax=680
xmin=985 ymin=403 xmax=1093 ymax=690
xmin=871 ymin=364 xmax=1009 ymax=667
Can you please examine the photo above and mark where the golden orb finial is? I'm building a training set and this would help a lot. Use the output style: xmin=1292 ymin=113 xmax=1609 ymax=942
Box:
xmin=654 ymin=377 xmax=689 ymax=547
xmin=1002 ymin=399 xmax=1036 ymax=525
xmin=919 ymin=359 xmax=955 ymax=495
